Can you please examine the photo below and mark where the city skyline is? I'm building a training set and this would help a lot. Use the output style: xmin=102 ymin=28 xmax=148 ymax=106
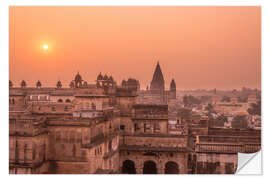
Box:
xmin=9 ymin=6 xmax=261 ymax=90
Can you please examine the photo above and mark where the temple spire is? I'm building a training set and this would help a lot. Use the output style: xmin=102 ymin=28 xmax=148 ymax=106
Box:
xmin=150 ymin=61 xmax=165 ymax=91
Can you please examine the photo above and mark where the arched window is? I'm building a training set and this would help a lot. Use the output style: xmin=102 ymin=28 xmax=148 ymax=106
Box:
xmin=122 ymin=160 xmax=136 ymax=174
xmin=143 ymin=160 xmax=157 ymax=174
xmin=165 ymin=161 xmax=179 ymax=174
xmin=58 ymin=99 xmax=63 ymax=103
xmin=12 ymin=98 xmax=15 ymax=105
xmin=65 ymin=99 xmax=71 ymax=103
xmin=72 ymin=144 xmax=76 ymax=157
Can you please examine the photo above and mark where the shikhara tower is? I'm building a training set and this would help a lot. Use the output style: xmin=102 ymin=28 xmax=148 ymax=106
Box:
xmin=147 ymin=61 xmax=176 ymax=103
xmin=150 ymin=61 xmax=165 ymax=92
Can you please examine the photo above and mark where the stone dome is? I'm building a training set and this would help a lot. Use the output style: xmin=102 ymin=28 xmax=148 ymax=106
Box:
xmin=36 ymin=80 xmax=42 ymax=88
xmin=97 ymin=73 xmax=103 ymax=81
xmin=56 ymin=80 xmax=62 ymax=88
xmin=21 ymin=80 xmax=26 ymax=88
xmin=75 ymin=72 xmax=82 ymax=82
xmin=103 ymin=74 xmax=108 ymax=80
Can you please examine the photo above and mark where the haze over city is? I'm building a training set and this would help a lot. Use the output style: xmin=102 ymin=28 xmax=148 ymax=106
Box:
xmin=9 ymin=6 xmax=261 ymax=90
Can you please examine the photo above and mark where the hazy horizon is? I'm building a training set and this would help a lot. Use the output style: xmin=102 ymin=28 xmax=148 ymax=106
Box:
xmin=9 ymin=6 xmax=261 ymax=90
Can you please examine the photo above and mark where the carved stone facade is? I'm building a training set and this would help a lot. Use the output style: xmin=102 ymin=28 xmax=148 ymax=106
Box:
xmin=9 ymin=68 xmax=261 ymax=174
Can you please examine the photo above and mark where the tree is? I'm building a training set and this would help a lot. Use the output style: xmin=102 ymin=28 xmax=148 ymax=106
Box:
xmin=177 ymin=108 xmax=192 ymax=119
xmin=200 ymin=96 xmax=211 ymax=104
xmin=231 ymin=115 xmax=248 ymax=129
xmin=247 ymin=101 xmax=261 ymax=116
xmin=183 ymin=95 xmax=201 ymax=107
xmin=238 ymin=96 xmax=248 ymax=103
xmin=221 ymin=96 xmax=231 ymax=102
xmin=205 ymin=103 xmax=215 ymax=114
xmin=213 ymin=115 xmax=228 ymax=127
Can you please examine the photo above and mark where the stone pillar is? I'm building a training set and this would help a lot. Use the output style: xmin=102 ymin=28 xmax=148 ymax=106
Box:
xmin=136 ymin=160 xmax=143 ymax=174
xmin=157 ymin=160 xmax=164 ymax=174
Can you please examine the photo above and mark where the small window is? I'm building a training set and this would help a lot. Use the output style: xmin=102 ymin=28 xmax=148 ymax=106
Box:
xmin=120 ymin=125 xmax=125 ymax=130
xmin=51 ymin=106 xmax=56 ymax=111
xmin=58 ymin=99 xmax=63 ymax=103
xmin=134 ymin=123 xmax=139 ymax=132
xmin=108 ymin=140 xmax=112 ymax=151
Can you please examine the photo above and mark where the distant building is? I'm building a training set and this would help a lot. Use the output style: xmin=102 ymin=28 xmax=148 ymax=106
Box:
xmin=137 ymin=61 xmax=176 ymax=104
xmin=9 ymin=68 xmax=260 ymax=174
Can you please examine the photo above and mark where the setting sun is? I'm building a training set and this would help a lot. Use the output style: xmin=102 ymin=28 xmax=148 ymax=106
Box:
xmin=43 ymin=44 xmax=48 ymax=50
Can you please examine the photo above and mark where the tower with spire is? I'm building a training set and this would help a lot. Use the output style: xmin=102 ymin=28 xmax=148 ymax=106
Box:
xmin=150 ymin=61 xmax=165 ymax=93
xmin=169 ymin=79 xmax=176 ymax=99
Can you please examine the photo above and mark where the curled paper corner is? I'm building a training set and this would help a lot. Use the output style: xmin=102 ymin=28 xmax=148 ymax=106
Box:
xmin=236 ymin=150 xmax=262 ymax=175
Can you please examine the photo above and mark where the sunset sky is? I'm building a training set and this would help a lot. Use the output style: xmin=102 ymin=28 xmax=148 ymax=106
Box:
xmin=9 ymin=6 xmax=261 ymax=90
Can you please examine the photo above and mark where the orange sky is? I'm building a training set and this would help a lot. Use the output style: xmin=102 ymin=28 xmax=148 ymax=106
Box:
xmin=9 ymin=6 xmax=261 ymax=90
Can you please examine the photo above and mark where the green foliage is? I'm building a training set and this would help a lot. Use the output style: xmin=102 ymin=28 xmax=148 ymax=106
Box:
xmin=213 ymin=115 xmax=228 ymax=127
xmin=247 ymin=101 xmax=261 ymax=116
xmin=183 ymin=95 xmax=201 ymax=107
xmin=177 ymin=108 xmax=192 ymax=119
xmin=221 ymin=96 xmax=231 ymax=102
xmin=204 ymin=103 xmax=213 ymax=111
xmin=231 ymin=115 xmax=248 ymax=129
xmin=237 ymin=96 xmax=248 ymax=103
xmin=200 ymin=96 xmax=211 ymax=104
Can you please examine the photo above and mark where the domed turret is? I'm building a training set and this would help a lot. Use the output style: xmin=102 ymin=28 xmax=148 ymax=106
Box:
xmin=97 ymin=72 xmax=103 ymax=81
xmin=56 ymin=80 xmax=62 ymax=88
xmin=69 ymin=81 xmax=75 ymax=88
xmin=36 ymin=80 xmax=42 ymax=88
xmin=21 ymin=80 xmax=26 ymax=88
xmin=170 ymin=79 xmax=176 ymax=90
xmin=103 ymin=74 xmax=108 ymax=80
xmin=108 ymin=76 xmax=114 ymax=82
xmin=75 ymin=72 xmax=82 ymax=82
xmin=74 ymin=72 xmax=83 ymax=88
xmin=9 ymin=80 xmax=13 ymax=88
xmin=169 ymin=79 xmax=176 ymax=99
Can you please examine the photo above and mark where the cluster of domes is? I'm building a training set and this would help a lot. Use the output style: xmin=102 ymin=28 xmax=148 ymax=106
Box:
xmin=56 ymin=80 xmax=62 ymax=88
xmin=97 ymin=72 xmax=114 ymax=82
xmin=36 ymin=80 xmax=42 ymax=88
xmin=96 ymin=72 xmax=116 ymax=88
xmin=121 ymin=78 xmax=140 ymax=91
xmin=70 ymin=72 xmax=88 ymax=88
xmin=9 ymin=72 xmax=120 ymax=89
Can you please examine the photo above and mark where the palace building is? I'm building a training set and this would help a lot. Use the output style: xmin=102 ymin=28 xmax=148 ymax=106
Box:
xmin=9 ymin=63 xmax=260 ymax=174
